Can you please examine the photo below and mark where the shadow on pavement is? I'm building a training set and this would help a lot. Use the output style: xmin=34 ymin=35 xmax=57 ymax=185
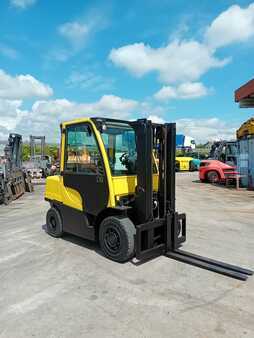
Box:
xmin=42 ymin=223 xmax=105 ymax=258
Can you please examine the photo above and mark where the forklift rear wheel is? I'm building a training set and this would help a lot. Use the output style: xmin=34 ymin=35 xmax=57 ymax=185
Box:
xmin=46 ymin=207 xmax=63 ymax=238
xmin=99 ymin=216 xmax=135 ymax=263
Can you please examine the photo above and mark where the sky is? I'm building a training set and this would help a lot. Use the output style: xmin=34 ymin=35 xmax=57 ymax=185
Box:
xmin=0 ymin=0 xmax=254 ymax=143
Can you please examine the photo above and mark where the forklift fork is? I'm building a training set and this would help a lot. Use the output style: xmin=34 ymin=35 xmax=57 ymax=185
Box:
xmin=132 ymin=119 xmax=253 ymax=281
xmin=135 ymin=213 xmax=252 ymax=280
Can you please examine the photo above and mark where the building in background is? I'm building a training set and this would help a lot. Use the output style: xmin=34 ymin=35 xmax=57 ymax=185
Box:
xmin=176 ymin=134 xmax=196 ymax=150
xmin=235 ymin=79 xmax=254 ymax=189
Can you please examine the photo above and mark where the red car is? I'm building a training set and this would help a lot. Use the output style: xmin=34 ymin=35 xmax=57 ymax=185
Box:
xmin=199 ymin=160 xmax=238 ymax=183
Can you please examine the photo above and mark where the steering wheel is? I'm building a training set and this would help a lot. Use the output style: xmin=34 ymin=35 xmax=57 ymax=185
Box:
xmin=119 ymin=152 xmax=129 ymax=166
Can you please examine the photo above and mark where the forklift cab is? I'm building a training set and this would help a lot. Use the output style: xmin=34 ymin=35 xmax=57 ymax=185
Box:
xmin=46 ymin=118 xmax=158 ymax=208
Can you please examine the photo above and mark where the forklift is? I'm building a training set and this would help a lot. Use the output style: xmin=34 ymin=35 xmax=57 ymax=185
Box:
xmin=0 ymin=133 xmax=33 ymax=204
xmin=45 ymin=118 xmax=252 ymax=280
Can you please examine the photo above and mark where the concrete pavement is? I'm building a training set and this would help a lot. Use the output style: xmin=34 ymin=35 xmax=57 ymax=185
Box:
xmin=0 ymin=173 xmax=253 ymax=338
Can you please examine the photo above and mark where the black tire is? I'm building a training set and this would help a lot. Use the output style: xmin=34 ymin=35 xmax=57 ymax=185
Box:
xmin=4 ymin=195 xmax=12 ymax=205
xmin=3 ymin=184 xmax=12 ymax=205
xmin=175 ymin=161 xmax=180 ymax=172
xmin=189 ymin=161 xmax=196 ymax=171
xmin=24 ymin=173 xmax=34 ymax=192
xmin=46 ymin=207 xmax=63 ymax=238
xmin=99 ymin=216 xmax=136 ymax=263
xmin=207 ymin=170 xmax=220 ymax=183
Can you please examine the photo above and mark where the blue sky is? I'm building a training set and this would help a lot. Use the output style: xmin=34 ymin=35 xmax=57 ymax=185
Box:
xmin=0 ymin=0 xmax=254 ymax=142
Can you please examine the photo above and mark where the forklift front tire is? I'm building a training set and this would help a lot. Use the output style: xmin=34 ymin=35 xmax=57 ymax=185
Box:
xmin=46 ymin=207 xmax=63 ymax=238
xmin=99 ymin=216 xmax=135 ymax=263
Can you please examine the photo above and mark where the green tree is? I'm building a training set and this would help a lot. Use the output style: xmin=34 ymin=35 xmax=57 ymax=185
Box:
xmin=22 ymin=144 xmax=31 ymax=161
xmin=22 ymin=143 xmax=59 ymax=161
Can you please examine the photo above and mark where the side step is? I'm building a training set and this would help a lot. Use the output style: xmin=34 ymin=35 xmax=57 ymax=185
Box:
xmin=166 ymin=249 xmax=253 ymax=281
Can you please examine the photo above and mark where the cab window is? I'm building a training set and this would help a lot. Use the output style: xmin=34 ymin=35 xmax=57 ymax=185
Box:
xmin=101 ymin=121 xmax=158 ymax=176
xmin=101 ymin=122 xmax=137 ymax=176
xmin=200 ymin=161 xmax=210 ymax=167
xmin=65 ymin=124 xmax=103 ymax=174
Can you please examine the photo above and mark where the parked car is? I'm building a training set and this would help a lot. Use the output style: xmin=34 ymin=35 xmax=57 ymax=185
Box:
xmin=175 ymin=156 xmax=201 ymax=171
xmin=189 ymin=158 xmax=201 ymax=171
xmin=175 ymin=157 xmax=193 ymax=171
xmin=199 ymin=160 xmax=238 ymax=183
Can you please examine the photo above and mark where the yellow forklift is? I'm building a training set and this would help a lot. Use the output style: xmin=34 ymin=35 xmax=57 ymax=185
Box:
xmin=45 ymin=118 xmax=252 ymax=280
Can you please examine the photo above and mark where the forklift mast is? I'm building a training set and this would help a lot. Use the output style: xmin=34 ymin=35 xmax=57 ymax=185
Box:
xmin=132 ymin=120 xmax=176 ymax=220
xmin=130 ymin=119 xmax=185 ymax=260
xmin=131 ymin=119 xmax=252 ymax=280
xmin=208 ymin=140 xmax=238 ymax=165
xmin=4 ymin=133 xmax=23 ymax=171
xmin=30 ymin=135 xmax=46 ymax=159
xmin=0 ymin=133 xmax=32 ymax=204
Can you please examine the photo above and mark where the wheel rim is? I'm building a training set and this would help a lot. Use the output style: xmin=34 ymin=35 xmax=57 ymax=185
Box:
xmin=210 ymin=172 xmax=219 ymax=183
xmin=49 ymin=216 xmax=57 ymax=232
xmin=104 ymin=227 xmax=121 ymax=255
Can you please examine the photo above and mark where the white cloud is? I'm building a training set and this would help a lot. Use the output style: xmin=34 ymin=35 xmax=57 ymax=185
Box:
xmin=109 ymin=40 xmax=229 ymax=84
xmin=49 ymin=21 xmax=89 ymax=62
xmin=94 ymin=95 xmax=138 ymax=113
xmin=47 ymin=49 xmax=71 ymax=63
xmin=109 ymin=3 xmax=254 ymax=86
xmin=31 ymin=95 xmax=138 ymax=120
xmin=140 ymin=100 xmax=169 ymax=117
xmin=66 ymin=70 xmax=114 ymax=92
xmin=10 ymin=0 xmax=36 ymax=9
xmin=154 ymin=86 xmax=177 ymax=101
xmin=0 ymin=99 xmax=27 ymax=134
xmin=0 ymin=69 xmax=52 ymax=139
xmin=0 ymin=93 xmax=238 ymax=144
xmin=54 ymin=9 xmax=109 ymax=62
xmin=0 ymin=125 xmax=9 ymax=140
xmin=0 ymin=69 xmax=53 ymax=100
xmin=0 ymin=99 xmax=22 ymax=118
xmin=154 ymin=82 xmax=209 ymax=101
xmin=176 ymin=117 xmax=237 ymax=143
xmin=12 ymin=95 xmax=139 ymax=141
xmin=0 ymin=44 xmax=18 ymax=59
xmin=145 ymin=116 xmax=237 ymax=143
xmin=58 ymin=22 xmax=90 ymax=48
xmin=147 ymin=115 xmax=165 ymax=124
xmin=205 ymin=4 xmax=254 ymax=49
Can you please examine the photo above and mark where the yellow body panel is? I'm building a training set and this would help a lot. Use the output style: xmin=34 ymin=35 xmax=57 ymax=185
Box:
xmin=112 ymin=174 xmax=159 ymax=200
xmin=112 ymin=175 xmax=137 ymax=197
xmin=176 ymin=157 xmax=193 ymax=171
xmin=45 ymin=175 xmax=83 ymax=211
xmin=46 ymin=172 xmax=159 ymax=211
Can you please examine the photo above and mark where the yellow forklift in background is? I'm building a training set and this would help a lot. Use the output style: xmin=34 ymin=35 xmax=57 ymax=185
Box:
xmin=44 ymin=117 xmax=252 ymax=280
